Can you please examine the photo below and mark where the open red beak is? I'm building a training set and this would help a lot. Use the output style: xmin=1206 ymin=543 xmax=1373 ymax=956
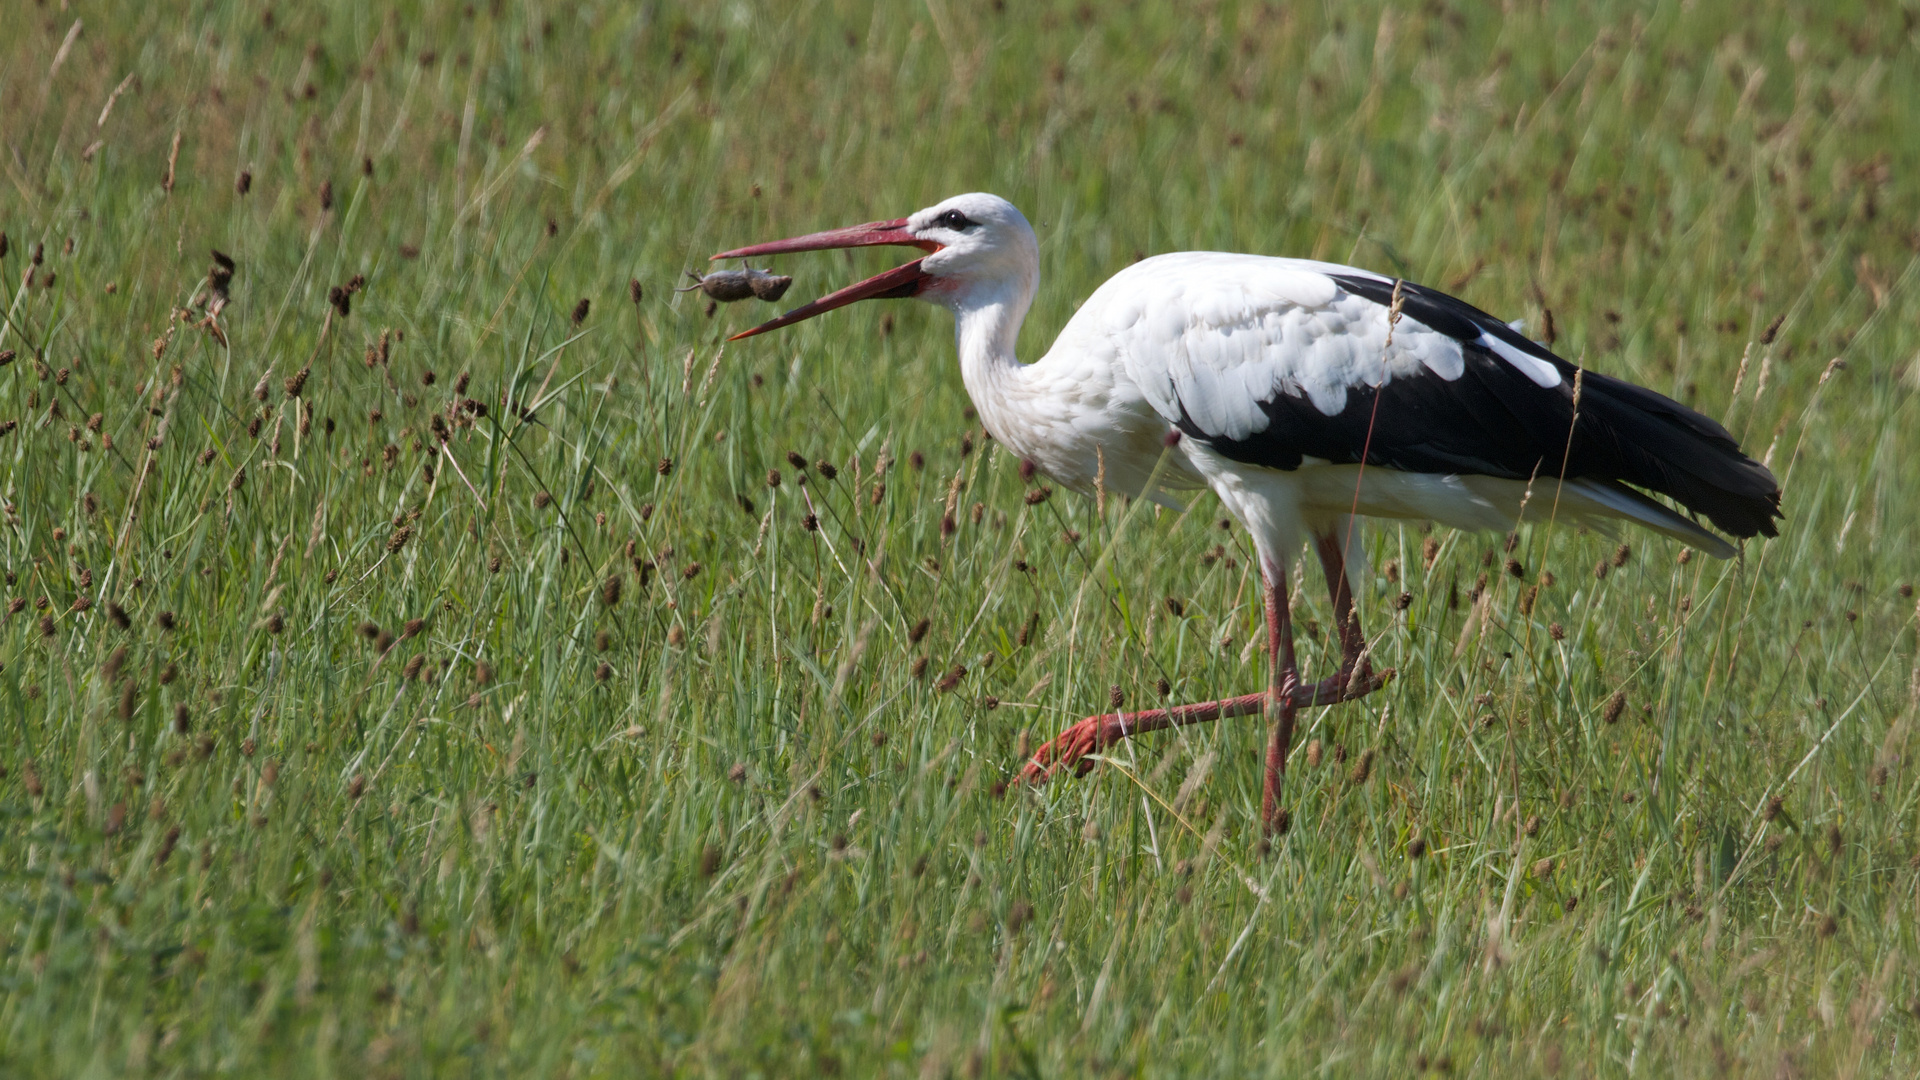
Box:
xmin=712 ymin=218 xmax=939 ymax=341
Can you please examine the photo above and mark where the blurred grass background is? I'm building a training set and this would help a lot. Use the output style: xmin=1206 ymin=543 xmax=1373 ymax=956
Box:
xmin=2 ymin=1 xmax=1918 ymax=1075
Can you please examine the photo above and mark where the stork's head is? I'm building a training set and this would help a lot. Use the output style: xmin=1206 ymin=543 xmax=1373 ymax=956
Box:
xmin=713 ymin=192 xmax=1037 ymax=340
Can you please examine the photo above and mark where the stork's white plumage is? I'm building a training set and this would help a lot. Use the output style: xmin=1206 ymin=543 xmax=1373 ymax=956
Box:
xmin=716 ymin=192 xmax=1781 ymax=831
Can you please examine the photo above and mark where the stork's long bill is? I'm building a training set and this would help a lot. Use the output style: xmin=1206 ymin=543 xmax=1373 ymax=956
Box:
xmin=712 ymin=218 xmax=939 ymax=340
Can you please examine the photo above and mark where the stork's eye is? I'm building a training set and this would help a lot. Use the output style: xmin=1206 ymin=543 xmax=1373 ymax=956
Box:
xmin=938 ymin=209 xmax=974 ymax=231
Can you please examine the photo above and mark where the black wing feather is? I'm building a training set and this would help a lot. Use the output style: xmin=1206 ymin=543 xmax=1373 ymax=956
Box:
xmin=1174 ymin=273 xmax=1783 ymax=540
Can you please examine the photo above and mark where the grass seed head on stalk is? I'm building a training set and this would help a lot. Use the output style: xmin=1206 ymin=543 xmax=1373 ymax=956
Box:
xmin=1603 ymin=691 xmax=1626 ymax=724
xmin=1613 ymin=543 xmax=1632 ymax=568
xmin=571 ymin=298 xmax=590 ymax=327
xmin=816 ymin=460 xmax=837 ymax=480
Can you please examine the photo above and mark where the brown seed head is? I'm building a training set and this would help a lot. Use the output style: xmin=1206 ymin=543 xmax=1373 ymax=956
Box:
xmin=1612 ymin=543 xmax=1632 ymax=568
xmin=1109 ymin=684 xmax=1124 ymax=709
xmin=571 ymin=298 xmax=590 ymax=327
xmin=1406 ymin=836 xmax=1428 ymax=859
xmin=816 ymin=460 xmax=837 ymax=480
xmin=1763 ymin=794 xmax=1785 ymax=822
xmin=1603 ymin=690 xmax=1626 ymax=724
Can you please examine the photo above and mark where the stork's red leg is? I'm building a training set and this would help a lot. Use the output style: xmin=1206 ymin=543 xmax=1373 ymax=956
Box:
xmin=1314 ymin=529 xmax=1373 ymax=688
xmin=1260 ymin=562 xmax=1300 ymax=835
xmin=1019 ymin=530 xmax=1391 ymax=795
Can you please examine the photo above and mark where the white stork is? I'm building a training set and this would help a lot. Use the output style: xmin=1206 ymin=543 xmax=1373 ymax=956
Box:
xmin=715 ymin=193 xmax=1781 ymax=832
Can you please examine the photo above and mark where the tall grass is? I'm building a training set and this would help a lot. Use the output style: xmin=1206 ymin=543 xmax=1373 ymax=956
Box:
xmin=1 ymin=1 xmax=1916 ymax=1075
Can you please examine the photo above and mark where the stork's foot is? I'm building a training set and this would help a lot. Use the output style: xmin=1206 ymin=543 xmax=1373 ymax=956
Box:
xmin=1018 ymin=668 xmax=1393 ymax=786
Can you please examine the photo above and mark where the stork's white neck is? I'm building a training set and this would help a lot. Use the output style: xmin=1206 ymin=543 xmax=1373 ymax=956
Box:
xmin=941 ymin=276 xmax=1045 ymax=456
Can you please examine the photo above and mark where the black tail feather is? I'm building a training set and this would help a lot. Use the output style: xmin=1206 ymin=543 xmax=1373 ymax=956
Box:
xmin=1576 ymin=371 xmax=1782 ymax=539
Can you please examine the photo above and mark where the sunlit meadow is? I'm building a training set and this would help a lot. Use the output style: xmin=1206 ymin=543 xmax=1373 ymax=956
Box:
xmin=2 ymin=2 xmax=1918 ymax=1076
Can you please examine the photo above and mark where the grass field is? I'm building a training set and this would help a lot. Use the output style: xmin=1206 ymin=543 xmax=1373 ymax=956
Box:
xmin=3 ymin=1 xmax=1919 ymax=1075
